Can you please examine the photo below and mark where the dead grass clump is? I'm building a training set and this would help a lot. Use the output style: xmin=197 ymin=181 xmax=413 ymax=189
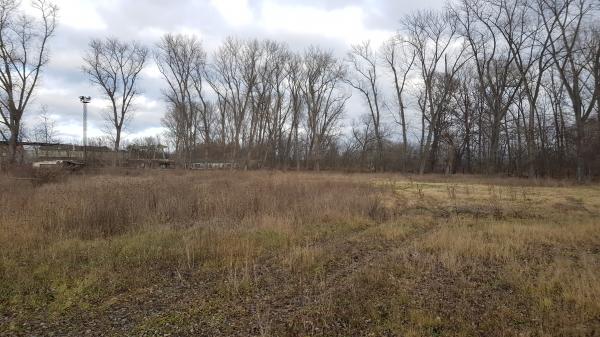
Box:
xmin=419 ymin=219 xmax=524 ymax=271
xmin=284 ymin=244 xmax=325 ymax=274
xmin=367 ymin=195 xmax=393 ymax=223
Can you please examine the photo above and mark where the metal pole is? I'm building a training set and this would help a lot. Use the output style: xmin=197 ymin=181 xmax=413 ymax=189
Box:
xmin=83 ymin=101 xmax=87 ymax=163
xmin=79 ymin=96 xmax=91 ymax=164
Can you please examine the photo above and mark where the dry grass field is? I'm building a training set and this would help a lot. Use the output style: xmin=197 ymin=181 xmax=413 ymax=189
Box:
xmin=0 ymin=171 xmax=599 ymax=336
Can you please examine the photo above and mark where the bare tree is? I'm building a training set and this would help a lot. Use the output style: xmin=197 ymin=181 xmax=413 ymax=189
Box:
xmin=0 ymin=0 xmax=57 ymax=163
xmin=83 ymin=37 xmax=148 ymax=165
xmin=346 ymin=41 xmax=386 ymax=171
xmin=32 ymin=105 xmax=56 ymax=143
xmin=302 ymin=47 xmax=348 ymax=171
xmin=381 ymin=37 xmax=416 ymax=166
xmin=350 ymin=114 xmax=376 ymax=170
xmin=262 ymin=41 xmax=291 ymax=169
xmin=155 ymin=34 xmax=207 ymax=167
xmin=481 ymin=0 xmax=551 ymax=177
xmin=451 ymin=0 xmax=523 ymax=173
xmin=284 ymin=53 xmax=305 ymax=171
xmin=401 ymin=9 xmax=468 ymax=174
xmin=207 ymin=37 xmax=261 ymax=165
xmin=449 ymin=66 xmax=481 ymax=173
xmin=245 ymin=40 xmax=291 ymax=169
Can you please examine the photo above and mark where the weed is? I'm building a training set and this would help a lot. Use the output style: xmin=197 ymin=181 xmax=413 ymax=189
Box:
xmin=416 ymin=184 xmax=424 ymax=200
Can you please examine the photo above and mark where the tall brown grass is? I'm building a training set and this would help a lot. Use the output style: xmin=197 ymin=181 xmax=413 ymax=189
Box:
xmin=0 ymin=171 xmax=385 ymax=239
xmin=0 ymin=171 xmax=391 ymax=324
xmin=1 ymin=170 xmax=598 ymax=336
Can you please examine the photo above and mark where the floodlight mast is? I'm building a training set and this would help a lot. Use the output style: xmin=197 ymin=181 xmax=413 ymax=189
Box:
xmin=79 ymin=96 xmax=91 ymax=163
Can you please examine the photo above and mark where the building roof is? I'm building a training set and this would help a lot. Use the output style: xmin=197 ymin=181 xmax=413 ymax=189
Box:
xmin=38 ymin=144 xmax=112 ymax=152
xmin=0 ymin=141 xmax=61 ymax=146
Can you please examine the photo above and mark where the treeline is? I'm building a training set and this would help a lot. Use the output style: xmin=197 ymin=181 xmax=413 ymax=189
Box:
xmin=155 ymin=0 xmax=600 ymax=180
xmin=0 ymin=0 xmax=598 ymax=180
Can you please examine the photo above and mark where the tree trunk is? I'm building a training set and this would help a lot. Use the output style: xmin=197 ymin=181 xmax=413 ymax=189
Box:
xmin=114 ymin=128 xmax=122 ymax=167
xmin=295 ymin=124 xmax=300 ymax=172
xmin=400 ymin=102 xmax=408 ymax=170
xmin=504 ymin=115 xmax=512 ymax=175
xmin=575 ymin=119 xmax=586 ymax=183
xmin=314 ymin=135 xmax=321 ymax=172
xmin=7 ymin=124 xmax=19 ymax=164
xmin=418 ymin=111 xmax=429 ymax=175
xmin=375 ymin=136 xmax=384 ymax=172
xmin=527 ymin=106 xmax=536 ymax=178
xmin=489 ymin=119 xmax=502 ymax=174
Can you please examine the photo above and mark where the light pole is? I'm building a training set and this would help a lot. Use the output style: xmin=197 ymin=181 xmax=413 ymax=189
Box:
xmin=79 ymin=96 xmax=91 ymax=163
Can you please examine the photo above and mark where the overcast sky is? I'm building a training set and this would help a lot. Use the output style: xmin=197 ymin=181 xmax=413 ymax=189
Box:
xmin=27 ymin=0 xmax=444 ymax=145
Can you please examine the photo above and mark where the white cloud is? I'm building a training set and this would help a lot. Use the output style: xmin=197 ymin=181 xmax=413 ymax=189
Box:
xmin=138 ymin=26 xmax=167 ymax=40
xmin=125 ymin=127 xmax=168 ymax=140
xmin=259 ymin=1 xmax=392 ymax=46
xmin=210 ymin=0 xmax=254 ymax=27
xmin=141 ymin=63 xmax=162 ymax=80
xmin=52 ymin=0 xmax=108 ymax=30
xmin=132 ymin=95 xmax=161 ymax=111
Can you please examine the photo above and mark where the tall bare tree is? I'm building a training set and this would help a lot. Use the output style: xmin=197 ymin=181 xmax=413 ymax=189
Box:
xmin=346 ymin=41 xmax=386 ymax=171
xmin=155 ymin=34 xmax=207 ymax=167
xmin=284 ymin=53 xmax=305 ymax=171
xmin=483 ymin=0 xmax=553 ymax=177
xmin=83 ymin=37 xmax=148 ymax=165
xmin=207 ymin=37 xmax=260 ymax=165
xmin=402 ymin=9 xmax=468 ymax=174
xmin=451 ymin=0 xmax=523 ymax=173
xmin=381 ymin=37 xmax=416 ymax=165
xmin=302 ymin=47 xmax=348 ymax=171
xmin=0 ymin=0 xmax=57 ymax=163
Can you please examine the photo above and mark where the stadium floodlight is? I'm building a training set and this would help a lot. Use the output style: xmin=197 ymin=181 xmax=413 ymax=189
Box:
xmin=79 ymin=96 xmax=91 ymax=163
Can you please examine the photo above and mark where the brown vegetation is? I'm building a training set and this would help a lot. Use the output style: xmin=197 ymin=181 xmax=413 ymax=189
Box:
xmin=0 ymin=171 xmax=599 ymax=336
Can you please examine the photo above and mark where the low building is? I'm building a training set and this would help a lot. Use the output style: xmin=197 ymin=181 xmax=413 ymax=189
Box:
xmin=32 ymin=160 xmax=85 ymax=170
xmin=191 ymin=161 xmax=237 ymax=170
xmin=1 ymin=141 xmax=56 ymax=164
xmin=37 ymin=144 xmax=111 ymax=159
xmin=125 ymin=144 xmax=174 ymax=169
xmin=1 ymin=141 xmax=115 ymax=166
xmin=36 ymin=144 xmax=115 ymax=165
xmin=2 ymin=141 xmax=175 ymax=168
